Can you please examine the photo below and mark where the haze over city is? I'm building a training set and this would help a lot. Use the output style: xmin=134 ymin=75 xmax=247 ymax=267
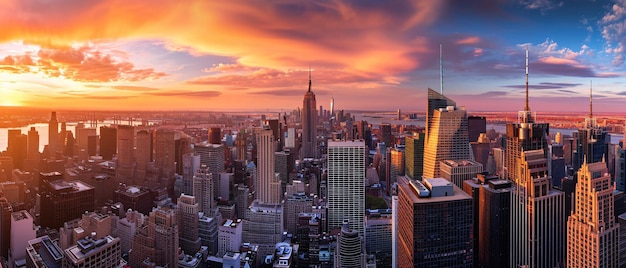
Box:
xmin=1 ymin=0 xmax=626 ymax=112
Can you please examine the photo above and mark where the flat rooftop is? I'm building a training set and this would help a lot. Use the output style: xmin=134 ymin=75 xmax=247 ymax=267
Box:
xmin=400 ymin=176 xmax=472 ymax=203
xmin=48 ymin=180 xmax=93 ymax=192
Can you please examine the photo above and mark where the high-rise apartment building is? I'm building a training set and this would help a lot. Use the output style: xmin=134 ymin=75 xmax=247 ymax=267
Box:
xmin=302 ymin=72 xmax=317 ymax=159
xmin=567 ymin=161 xmax=618 ymax=267
xmin=397 ymin=177 xmax=473 ymax=267
xmin=327 ymin=140 xmax=366 ymax=235
xmin=423 ymin=90 xmax=473 ymax=178
xmin=256 ymin=127 xmax=281 ymax=204
xmin=178 ymin=194 xmax=201 ymax=255
xmin=405 ymin=133 xmax=425 ymax=180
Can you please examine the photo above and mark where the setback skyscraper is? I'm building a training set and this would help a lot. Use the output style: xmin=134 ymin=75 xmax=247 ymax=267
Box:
xmin=507 ymin=49 xmax=565 ymax=268
xmin=567 ymin=161 xmax=618 ymax=267
xmin=302 ymin=70 xmax=317 ymax=159
xmin=573 ymin=83 xmax=610 ymax=172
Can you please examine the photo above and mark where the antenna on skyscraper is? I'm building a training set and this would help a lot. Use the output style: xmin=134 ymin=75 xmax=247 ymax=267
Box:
xmin=440 ymin=43 xmax=444 ymax=95
xmin=525 ymin=46 xmax=530 ymax=112
xmin=308 ymin=66 xmax=312 ymax=92
xmin=590 ymin=80 xmax=593 ymax=118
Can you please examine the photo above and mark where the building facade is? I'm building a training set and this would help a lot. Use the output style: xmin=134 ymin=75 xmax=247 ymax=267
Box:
xmin=327 ymin=140 xmax=366 ymax=235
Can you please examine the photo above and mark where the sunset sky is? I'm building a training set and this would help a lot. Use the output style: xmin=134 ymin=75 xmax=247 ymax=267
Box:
xmin=1 ymin=0 xmax=626 ymax=112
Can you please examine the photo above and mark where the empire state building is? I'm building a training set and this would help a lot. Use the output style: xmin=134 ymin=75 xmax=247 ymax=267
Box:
xmin=302 ymin=71 xmax=317 ymax=159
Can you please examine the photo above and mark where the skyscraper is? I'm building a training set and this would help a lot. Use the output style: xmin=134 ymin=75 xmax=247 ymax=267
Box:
xmin=380 ymin=123 xmax=392 ymax=147
xmin=182 ymin=153 xmax=200 ymax=195
xmin=26 ymin=127 xmax=39 ymax=162
xmin=39 ymin=175 xmax=95 ymax=230
xmin=134 ymin=129 xmax=151 ymax=181
xmin=178 ymin=194 xmax=201 ymax=255
xmin=467 ymin=116 xmax=486 ymax=142
xmin=99 ymin=126 xmax=116 ymax=160
xmin=507 ymin=50 xmax=564 ymax=267
xmin=116 ymin=125 xmax=135 ymax=182
xmin=155 ymin=129 xmax=176 ymax=178
xmin=130 ymin=206 xmax=179 ymax=268
xmin=504 ymin=49 xmax=550 ymax=180
xmin=509 ymin=150 xmax=565 ymax=267
xmin=423 ymin=89 xmax=473 ymax=178
xmin=208 ymin=127 xmax=222 ymax=145
xmin=463 ymin=174 xmax=512 ymax=268
xmin=425 ymin=88 xmax=455 ymax=143
xmin=48 ymin=111 xmax=58 ymax=155
xmin=193 ymin=166 xmax=216 ymax=213
xmin=573 ymin=83 xmax=610 ymax=172
xmin=397 ymin=177 xmax=473 ymax=267
xmin=567 ymin=161 xmax=618 ymax=267
xmin=0 ymin=197 xmax=12 ymax=259
xmin=302 ymin=70 xmax=317 ymax=159
xmin=256 ymin=127 xmax=281 ymax=204
xmin=405 ymin=133 xmax=425 ymax=180
xmin=195 ymin=142 xmax=224 ymax=175
xmin=334 ymin=221 xmax=366 ymax=267
xmin=327 ymin=140 xmax=366 ymax=235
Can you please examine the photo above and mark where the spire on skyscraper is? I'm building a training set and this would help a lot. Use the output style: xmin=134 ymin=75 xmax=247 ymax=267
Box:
xmin=308 ymin=66 xmax=312 ymax=92
xmin=589 ymin=81 xmax=593 ymax=118
xmin=440 ymin=43 xmax=444 ymax=95
xmin=525 ymin=46 xmax=530 ymax=112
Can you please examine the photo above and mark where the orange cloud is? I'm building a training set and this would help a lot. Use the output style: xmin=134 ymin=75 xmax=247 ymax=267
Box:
xmin=187 ymin=67 xmax=380 ymax=88
xmin=0 ymin=46 xmax=166 ymax=82
xmin=0 ymin=0 xmax=442 ymax=75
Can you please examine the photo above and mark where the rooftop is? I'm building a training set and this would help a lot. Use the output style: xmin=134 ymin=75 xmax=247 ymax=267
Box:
xmin=48 ymin=180 xmax=93 ymax=192
xmin=11 ymin=210 xmax=32 ymax=222
xmin=400 ymin=176 xmax=472 ymax=203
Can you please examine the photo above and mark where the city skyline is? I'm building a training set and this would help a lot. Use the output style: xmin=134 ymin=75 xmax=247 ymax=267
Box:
xmin=1 ymin=1 xmax=626 ymax=112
